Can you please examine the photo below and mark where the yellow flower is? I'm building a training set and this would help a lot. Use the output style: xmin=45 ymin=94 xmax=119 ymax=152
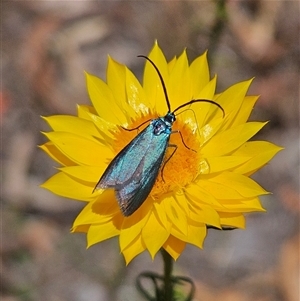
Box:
xmin=40 ymin=41 xmax=282 ymax=264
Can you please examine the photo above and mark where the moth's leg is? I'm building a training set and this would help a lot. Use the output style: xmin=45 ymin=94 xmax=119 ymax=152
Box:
xmin=171 ymin=130 xmax=197 ymax=152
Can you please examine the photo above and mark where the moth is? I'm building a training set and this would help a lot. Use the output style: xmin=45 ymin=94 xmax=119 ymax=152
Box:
xmin=94 ymin=56 xmax=224 ymax=216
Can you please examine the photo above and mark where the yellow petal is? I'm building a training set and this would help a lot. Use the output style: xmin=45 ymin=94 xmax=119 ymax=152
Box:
xmin=144 ymin=41 xmax=169 ymax=114
xmin=119 ymin=207 xmax=150 ymax=252
xmin=192 ymin=76 xmax=218 ymax=128
xmin=168 ymin=49 xmax=191 ymax=110
xmin=72 ymin=225 xmax=90 ymax=233
xmin=201 ymin=122 xmax=267 ymax=156
xmin=85 ymin=72 xmax=127 ymax=124
xmin=197 ymin=178 xmax=244 ymax=200
xmin=205 ymin=156 xmax=252 ymax=173
xmin=219 ymin=197 xmax=265 ymax=212
xmin=125 ymin=67 xmax=149 ymax=115
xmin=185 ymin=183 xmax=223 ymax=208
xmin=163 ymin=235 xmax=186 ymax=260
xmin=87 ymin=220 xmax=121 ymax=247
xmin=39 ymin=142 xmax=76 ymax=166
xmin=173 ymin=191 xmax=190 ymax=214
xmin=200 ymin=172 xmax=269 ymax=199
xmin=211 ymin=79 xmax=253 ymax=129
xmin=230 ymin=96 xmax=258 ymax=127
xmin=198 ymin=115 xmax=225 ymax=146
xmin=218 ymin=212 xmax=246 ymax=229
xmin=142 ymin=211 xmax=170 ymax=259
xmin=185 ymin=223 xmax=206 ymax=248
xmin=188 ymin=203 xmax=221 ymax=228
xmin=106 ymin=56 xmax=127 ymax=109
xmin=76 ymin=105 xmax=117 ymax=141
xmin=43 ymin=132 xmax=113 ymax=166
xmin=190 ymin=51 xmax=210 ymax=96
xmin=42 ymin=115 xmax=100 ymax=138
xmin=168 ymin=56 xmax=177 ymax=73
xmin=197 ymin=75 xmax=217 ymax=100
xmin=72 ymin=190 xmax=120 ymax=227
xmin=59 ymin=165 xmax=105 ymax=183
xmin=77 ymin=105 xmax=97 ymax=118
xmin=122 ymin=235 xmax=146 ymax=265
xmin=232 ymin=141 xmax=283 ymax=175
xmin=88 ymin=114 xmax=116 ymax=142
xmin=41 ymin=172 xmax=93 ymax=201
xmin=163 ymin=195 xmax=188 ymax=235
xmin=153 ymin=201 xmax=172 ymax=231
xmin=170 ymin=218 xmax=207 ymax=248
xmin=77 ymin=105 xmax=113 ymax=131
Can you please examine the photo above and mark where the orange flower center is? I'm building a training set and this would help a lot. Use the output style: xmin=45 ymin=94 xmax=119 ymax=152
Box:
xmin=112 ymin=112 xmax=201 ymax=198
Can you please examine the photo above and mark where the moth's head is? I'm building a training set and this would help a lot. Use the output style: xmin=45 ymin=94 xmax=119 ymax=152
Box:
xmin=164 ymin=112 xmax=176 ymax=125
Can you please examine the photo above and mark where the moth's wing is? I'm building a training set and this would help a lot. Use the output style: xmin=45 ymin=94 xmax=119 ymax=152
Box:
xmin=116 ymin=132 xmax=170 ymax=216
xmin=95 ymin=125 xmax=154 ymax=189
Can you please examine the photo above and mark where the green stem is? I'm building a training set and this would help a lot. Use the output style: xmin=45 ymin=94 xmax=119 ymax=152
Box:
xmin=161 ymin=249 xmax=174 ymax=301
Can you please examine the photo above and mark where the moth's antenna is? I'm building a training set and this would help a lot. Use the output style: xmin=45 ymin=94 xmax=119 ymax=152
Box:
xmin=173 ymin=99 xmax=225 ymax=118
xmin=138 ymin=55 xmax=171 ymax=113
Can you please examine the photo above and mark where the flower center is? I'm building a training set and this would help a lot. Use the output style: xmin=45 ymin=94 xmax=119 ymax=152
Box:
xmin=112 ymin=113 xmax=201 ymax=198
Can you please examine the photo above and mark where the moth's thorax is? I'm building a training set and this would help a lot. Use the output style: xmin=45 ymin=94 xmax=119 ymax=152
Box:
xmin=152 ymin=113 xmax=175 ymax=136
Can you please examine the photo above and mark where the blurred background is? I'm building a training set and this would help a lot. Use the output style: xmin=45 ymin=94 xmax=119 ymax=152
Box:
xmin=1 ymin=1 xmax=299 ymax=301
